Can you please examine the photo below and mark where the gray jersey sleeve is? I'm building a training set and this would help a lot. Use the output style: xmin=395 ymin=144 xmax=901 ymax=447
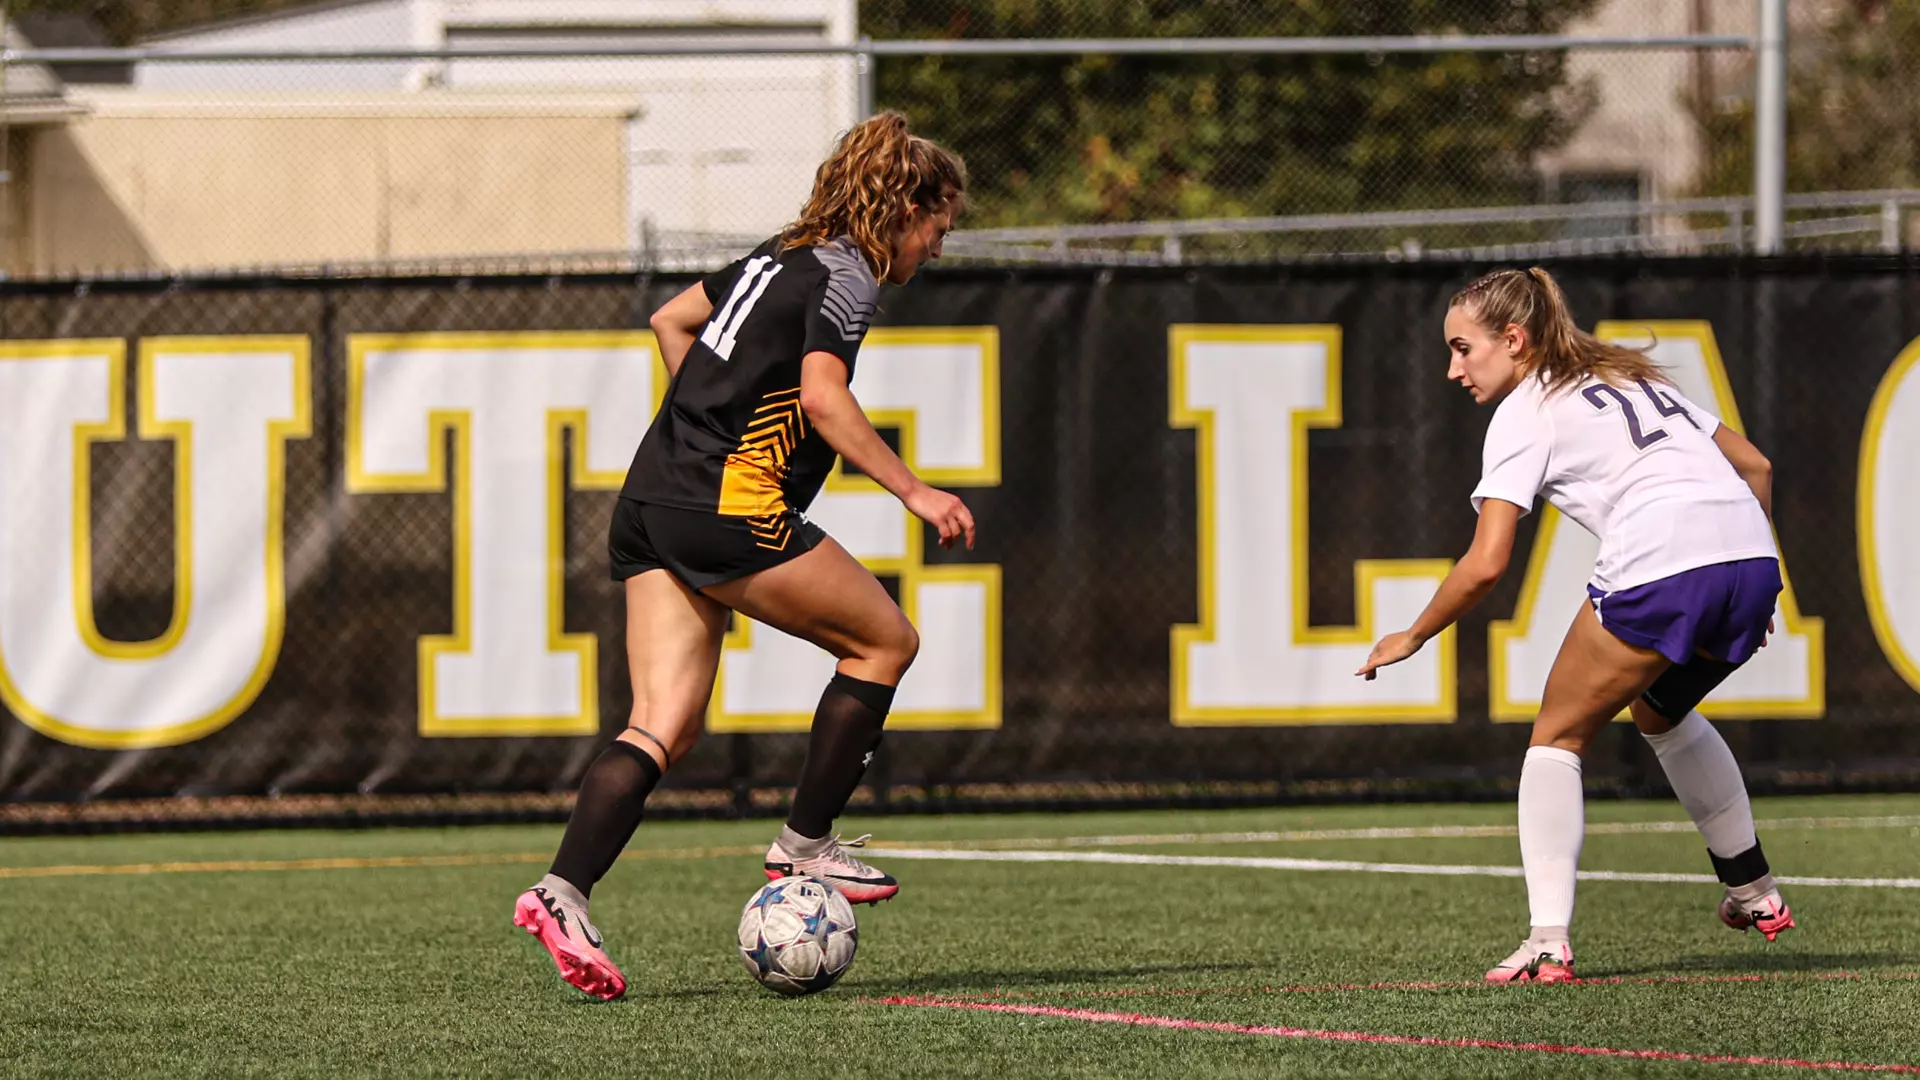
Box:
xmin=803 ymin=238 xmax=880 ymax=365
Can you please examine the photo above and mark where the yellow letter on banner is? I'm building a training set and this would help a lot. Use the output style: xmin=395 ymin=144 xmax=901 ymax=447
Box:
xmin=1860 ymin=336 xmax=1920 ymax=695
xmin=1488 ymin=322 xmax=1823 ymax=721
xmin=709 ymin=328 xmax=1002 ymax=733
xmin=1169 ymin=325 xmax=1456 ymax=725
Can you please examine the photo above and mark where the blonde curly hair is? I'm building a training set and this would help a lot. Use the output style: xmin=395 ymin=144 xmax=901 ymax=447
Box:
xmin=780 ymin=111 xmax=967 ymax=280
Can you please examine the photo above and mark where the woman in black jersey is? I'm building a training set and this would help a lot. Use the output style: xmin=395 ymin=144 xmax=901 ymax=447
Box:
xmin=514 ymin=112 xmax=973 ymax=1000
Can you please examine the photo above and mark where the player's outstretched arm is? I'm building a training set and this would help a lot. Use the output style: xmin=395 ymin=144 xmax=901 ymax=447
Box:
xmin=798 ymin=350 xmax=975 ymax=549
xmin=648 ymin=283 xmax=715 ymax=378
xmin=1357 ymin=498 xmax=1522 ymax=680
xmin=1712 ymin=425 xmax=1774 ymax=521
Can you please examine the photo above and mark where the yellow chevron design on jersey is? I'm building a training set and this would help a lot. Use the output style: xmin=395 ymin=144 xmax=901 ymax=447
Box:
xmin=718 ymin=388 xmax=804 ymax=516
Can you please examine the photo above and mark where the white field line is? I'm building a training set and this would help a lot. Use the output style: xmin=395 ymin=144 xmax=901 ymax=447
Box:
xmin=863 ymin=847 xmax=1920 ymax=889
xmin=889 ymin=814 xmax=1920 ymax=852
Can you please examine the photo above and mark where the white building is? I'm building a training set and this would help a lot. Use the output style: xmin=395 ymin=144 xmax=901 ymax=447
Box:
xmin=31 ymin=0 xmax=859 ymax=273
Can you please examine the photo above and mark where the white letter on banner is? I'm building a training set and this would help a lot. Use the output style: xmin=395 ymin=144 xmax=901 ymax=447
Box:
xmin=347 ymin=332 xmax=659 ymax=737
xmin=1861 ymin=336 xmax=1920 ymax=695
xmin=0 ymin=337 xmax=310 ymax=749
xmin=1489 ymin=322 xmax=1824 ymax=720
xmin=1169 ymin=326 xmax=1455 ymax=724
xmin=709 ymin=328 xmax=1001 ymax=732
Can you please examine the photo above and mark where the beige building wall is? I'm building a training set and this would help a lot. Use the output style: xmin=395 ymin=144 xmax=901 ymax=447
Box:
xmin=1538 ymin=0 xmax=1757 ymax=205
xmin=24 ymin=92 xmax=638 ymax=275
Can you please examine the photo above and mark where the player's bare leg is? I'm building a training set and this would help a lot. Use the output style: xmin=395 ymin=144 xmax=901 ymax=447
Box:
xmin=1489 ymin=601 xmax=1670 ymax=984
xmin=705 ymin=537 xmax=918 ymax=903
xmin=516 ymin=569 xmax=729 ymax=999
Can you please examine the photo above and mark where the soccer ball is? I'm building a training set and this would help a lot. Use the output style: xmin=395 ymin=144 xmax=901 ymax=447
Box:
xmin=736 ymin=876 xmax=859 ymax=996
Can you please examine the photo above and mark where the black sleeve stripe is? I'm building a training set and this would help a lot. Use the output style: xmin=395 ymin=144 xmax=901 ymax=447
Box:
xmin=818 ymin=293 xmax=876 ymax=341
xmin=823 ymin=282 xmax=874 ymax=314
xmin=811 ymin=238 xmax=881 ymax=342
xmin=824 ymin=310 xmax=875 ymax=335
xmin=820 ymin=286 xmax=869 ymax=316
xmin=820 ymin=292 xmax=876 ymax=328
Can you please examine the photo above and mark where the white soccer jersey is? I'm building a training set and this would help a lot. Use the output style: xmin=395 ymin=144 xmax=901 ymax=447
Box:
xmin=1470 ymin=372 xmax=1776 ymax=593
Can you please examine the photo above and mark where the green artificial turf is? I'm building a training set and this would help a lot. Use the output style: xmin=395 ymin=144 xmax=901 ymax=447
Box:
xmin=2 ymin=795 xmax=1917 ymax=1079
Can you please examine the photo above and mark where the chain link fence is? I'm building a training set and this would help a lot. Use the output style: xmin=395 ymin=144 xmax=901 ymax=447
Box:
xmin=2 ymin=2 xmax=1919 ymax=830
xmin=0 ymin=0 xmax=1914 ymax=276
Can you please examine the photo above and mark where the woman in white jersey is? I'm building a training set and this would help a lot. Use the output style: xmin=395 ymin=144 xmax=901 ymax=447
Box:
xmin=1357 ymin=267 xmax=1794 ymax=984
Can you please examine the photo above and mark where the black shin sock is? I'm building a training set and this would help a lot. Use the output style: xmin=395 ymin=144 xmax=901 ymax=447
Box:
xmin=1710 ymin=841 xmax=1772 ymax=889
xmin=785 ymin=673 xmax=895 ymax=840
xmin=549 ymin=739 xmax=663 ymax=897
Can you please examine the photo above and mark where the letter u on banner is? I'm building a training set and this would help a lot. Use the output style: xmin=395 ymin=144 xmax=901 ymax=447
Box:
xmin=1169 ymin=325 xmax=1455 ymax=725
xmin=0 ymin=337 xmax=311 ymax=749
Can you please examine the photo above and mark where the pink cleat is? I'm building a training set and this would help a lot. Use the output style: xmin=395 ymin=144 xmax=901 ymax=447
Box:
xmin=764 ymin=833 xmax=899 ymax=905
xmin=514 ymin=885 xmax=627 ymax=1000
xmin=1720 ymin=893 xmax=1796 ymax=942
xmin=1485 ymin=940 xmax=1576 ymax=984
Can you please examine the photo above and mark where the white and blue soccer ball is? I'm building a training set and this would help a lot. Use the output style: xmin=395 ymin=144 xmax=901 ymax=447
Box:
xmin=737 ymin=876 xmax=859 ymax=996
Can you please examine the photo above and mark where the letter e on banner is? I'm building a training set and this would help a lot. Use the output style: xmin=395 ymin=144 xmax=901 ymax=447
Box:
xmin=709 ymin=328 xmax=1002 ymax=733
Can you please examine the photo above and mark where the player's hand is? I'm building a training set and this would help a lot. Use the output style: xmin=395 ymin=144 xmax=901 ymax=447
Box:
xmin=1760 ymin=616 xmax=1775 ymax=648
xmin=1357 ymin=631 xmax=1423 ymax=681
xmin=903 ymin=483 xmax=975 ymax=550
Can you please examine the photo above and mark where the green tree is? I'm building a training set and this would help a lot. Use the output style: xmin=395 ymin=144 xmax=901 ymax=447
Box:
xmin=1692 ymin=0 xmax=1920 ymax=197
xmin=865 ymin=0 xmax=1604 ymax=228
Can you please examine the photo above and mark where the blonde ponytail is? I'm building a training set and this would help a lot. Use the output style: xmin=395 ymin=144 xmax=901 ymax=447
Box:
xmin=1452 ymin=266 xmax=1667 ymax=394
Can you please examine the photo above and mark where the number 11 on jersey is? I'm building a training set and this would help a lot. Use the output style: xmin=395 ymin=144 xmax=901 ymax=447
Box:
xmin=701 ymin=256 xmax=781 ymax=362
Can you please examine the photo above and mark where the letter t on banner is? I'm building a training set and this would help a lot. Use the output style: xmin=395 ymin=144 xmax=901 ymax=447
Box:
xmin=348 ymin=332 xmax=660 ymax=737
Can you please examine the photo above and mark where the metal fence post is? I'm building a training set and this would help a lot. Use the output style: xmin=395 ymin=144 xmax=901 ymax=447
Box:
xmin=1754 ymin=0 xmax=1788 ymax=254
xmin=1882 ymin=199 xmax=1901 ymax=253
xmin=857 ymin=35 xmax=875 ymax=119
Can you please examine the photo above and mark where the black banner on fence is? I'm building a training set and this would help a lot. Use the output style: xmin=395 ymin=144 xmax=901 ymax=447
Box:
xmin=2 ymin=258 xmax=1918 ymax=818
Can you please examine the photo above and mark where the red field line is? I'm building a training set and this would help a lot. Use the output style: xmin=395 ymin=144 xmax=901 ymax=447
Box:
xmin=873 ymin=996 xmax=1920 ymax=1073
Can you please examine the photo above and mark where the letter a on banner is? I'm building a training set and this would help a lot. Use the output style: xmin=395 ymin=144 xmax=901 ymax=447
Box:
xmin=0 ymin=337 xmax=311 ymax=749
xmin=1170 ymin=326 xmax=1455 ymax=725
xmin=708 ymin=328 xmax=1002 ymax=732
xmin=348 ymin=332 xmax=660 ymax=737
xmin=1860 ymin=336 xmax=1920 ymax=695
xmin=1489 ymin=322 xmax=1824 ymax=720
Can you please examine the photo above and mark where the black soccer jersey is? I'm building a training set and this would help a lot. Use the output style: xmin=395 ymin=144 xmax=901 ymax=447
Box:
xmin=622 ymin=236 xmax=880 ymax=516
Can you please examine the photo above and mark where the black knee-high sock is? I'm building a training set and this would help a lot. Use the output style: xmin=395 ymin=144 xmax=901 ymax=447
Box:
xmin=786 ymin=673 xmax=895 ymax=840
xmin=549 ymin=739 xmax=662 ymax=897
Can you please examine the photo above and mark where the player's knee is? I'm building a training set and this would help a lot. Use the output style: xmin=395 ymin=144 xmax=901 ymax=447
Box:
xmin=1529 ymin=710 xmax=1597 ymax=757
xmin=1628 ymin=697 xmax=1675 ymax=736
xmin=864 ymin=614 xmax=919 ymax=680
xmin=1532 ymin=731 xmax=1591 ymax=757
xmin=888 ymin=615 xmax=922 ymax=670
xmin=633 ymin=684 xmax=706 ymax=740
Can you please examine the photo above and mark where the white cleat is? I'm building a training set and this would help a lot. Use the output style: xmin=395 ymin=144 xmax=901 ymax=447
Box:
xmin=1485 ymin=939 xmax=1575 ymax=984
xmin=765 ymin=833 xmax=899 ymax=905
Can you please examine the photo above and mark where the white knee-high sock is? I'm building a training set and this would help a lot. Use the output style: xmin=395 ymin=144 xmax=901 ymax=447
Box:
xmin=1642 ymin=711 xmax=1757 ymax=859
xmin=1518 ymin=745 xmax=1585 ymax=934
